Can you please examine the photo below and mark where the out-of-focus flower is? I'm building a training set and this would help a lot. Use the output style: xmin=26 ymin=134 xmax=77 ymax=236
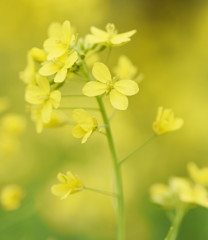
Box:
xmin=86 ymin=23 xmax=136 ymax=47
xmin=25 ymin=75 xmax=61 ymax=123
xmin=44 ymin=111 xmax=69 ymax=128
xmin=152 ymin=107 xmax=184 ymax=135
xmin=0 ymin=185 xmax=24 ymax=211
xmin=0 ymin=114 xmax=26 ymax=136
xmin=188 ymin=162 xmax=208 ymax=186
xmin=51 ymin=171 xmax=84 ymax=199
xmin=43 ymin=20 xmax=76 ymax=59
xmin=82 ymin=62 xmax=139 ymax=110
xmin=39 ymin=52 xmax=78 ymax=83
xmin=0 ymin=97 xmax=10 ymax=114
xmin=0 ymin=135 xmax=19 ymax=157
xmin=72 ymin=109 xmax=98 ymax=144
xmin=150 ymin=177 xmax=208 ymax=209
xmin=29 ymin=47 xmax=47 ymax=62
xmin=113 ymin=55 xmax=137 ymax=80
xmin=20 ymin=52 xmax=36 ymax=85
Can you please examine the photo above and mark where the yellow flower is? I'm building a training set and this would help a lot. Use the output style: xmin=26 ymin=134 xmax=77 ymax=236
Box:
xmin=29 ymin=47 xmax=47 ymax=62
xmin=152 ymin=107 xmax=184 ymax=135
xmin=113 ymin=55 xmax=138 ymax=80
xmin=25 ymin=75 xmax=61 ymax=123
xmin=150 ymin=177 xmax=208 ymax=209
xmin=44 ymin=20 xmax=76 ymax=59
xmin=39 ymin=52 xmax=78 ymax=83
xmin=0 ymin=114 xmax=26 ymax=136
xmin=82 ymin=62 xmax=139 ymax=110
xmin=188 ymin=162 xmax=208 ymax=186
xmin=51 ymin=171 xmax=84 ymax=199
xmin=72 ymin=109 xmax=98 ymax=144
xmin=0 ymin=185 xmax=24 ymax=211
xmin=20 ymin=52 xmax=36 ymax=85
xmin=86 ymin=23 xmax=136 ymax=47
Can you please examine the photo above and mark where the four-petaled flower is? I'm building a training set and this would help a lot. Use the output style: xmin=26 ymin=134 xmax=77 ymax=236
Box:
xmin=51 ymin=171 xmax=84 ymax=199
xmin=43 ymin=20 xmax=76 ymax=59
xmin=39 ymin=52 xmax=78 ymax=83
xmin=82 ymin=62 xmax=139 ymax=110
xmin=152 ymin=107 xmax=184 ymax=135
xmin=72 ymin=109 xmax=98 ymax=144
xmin=86 ymin=23 xmax=136 ymax=47
xmin=25 ymin=74 xmax=61 ymax=123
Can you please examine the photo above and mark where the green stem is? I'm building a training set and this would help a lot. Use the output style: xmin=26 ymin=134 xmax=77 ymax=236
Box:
xmin=96 ymin=96 xmax=125 ymax=240
xmin=166 ymin=207 xmax=185 ymax=240
xmin=119 ymin=134 xmax=156 ymax=166
xmin=84 ymin=187 xmax=117 ymax=197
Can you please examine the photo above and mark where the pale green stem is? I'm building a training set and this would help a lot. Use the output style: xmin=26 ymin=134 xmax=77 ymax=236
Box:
xmin=96 ymin=96 xmax=125 ymax=240
xmin=119 ymin=134 xmax=156 ymax=166
xmin=84 ymin=187 xmax=117 ymax=197
xmin=165 ymin=207 xmax=185 ymax=240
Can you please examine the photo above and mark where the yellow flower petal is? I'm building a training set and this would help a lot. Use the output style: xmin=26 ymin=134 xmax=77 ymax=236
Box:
xmin=42 ymin=101 xmax=52 ymax=123
xmin=82 ymin=81 xmax=107 ymax=96
xmin=64 ymin=51 xmax=78 ymax=69
xmin=114 ymin=79 xmax=139 ymax=96
xmin=72 ymin=125 xmax=85 ymax=138
xmin=62 ymin=20 xmax=72 ymax=43
xmin=81 ymin=130 xmax=93 ymax=144
xmin=111 ymin=30 xmax=136 ymax=45
xmin=92 ymin=62 xmax=111 ymax=83
xmin=57 ymin=173 xmax=68 ymax=183
xmin=54 ymin=68 xmax=67 ymax=83
xmin=109 ymin=89 xmax=128 ymax=110
xmin=39 ymin=62 xmax=59 ymax=76
xmin=51 ymin=184 xmax=71 ymax=198
xmin=50 ymin=90 xmax=61 ymax=108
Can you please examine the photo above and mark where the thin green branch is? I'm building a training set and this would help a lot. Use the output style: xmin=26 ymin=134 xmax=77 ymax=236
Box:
xmin=84 ymin=187 xmax=117 ymax=197
xmin=119 ymin=134 xmax=156 ymax=166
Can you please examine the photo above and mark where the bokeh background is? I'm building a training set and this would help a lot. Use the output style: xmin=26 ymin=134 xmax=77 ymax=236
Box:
xmin=1 ymin=0 xmax=208 ymax=239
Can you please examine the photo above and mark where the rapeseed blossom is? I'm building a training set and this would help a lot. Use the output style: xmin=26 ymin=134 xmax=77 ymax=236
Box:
xmin=188 ymin=162 xmax=208 ymax=186
xmin=72 ymin=109 xmax=98 ymax=143
xmin=152 ymin=107 xmax=184 ymax=135
xmin=39 ymin=52 xmax=78 ymax=83
xmin=25 ymin=75 xmax=61 ymax=123
xmin=51 ymin=171 xmax=84 ymax=199
xmin=82 ymin=62 xmax=139 ymax=110
xmin=86 ymin=23 xmax=136 ymax=47
xmin=0 ymin=185 xmax=24 ymax=211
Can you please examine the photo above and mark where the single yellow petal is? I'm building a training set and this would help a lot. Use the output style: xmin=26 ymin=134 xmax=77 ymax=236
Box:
xmin=72 ymin=125 xmax=86 ymax=138
xmin=42 ymin=101 xmax=52 ymax=123
xmin=91 ymin=26 xmax=108 ymax=39
xmin=92 ymin=62 xmax=111 ymax=83
xmin=54 ymin=68 xmax=67 ymax=83
xmin=114 ymin=79 xmax=139 ymax=96
xmin=109 ymin=89 xmax=128 ymax=110
xmin=36 ymin=75 xmax=50 ymax=94
xmin=48 ymin=22 xmax=62 ymax=38
xmin=25 ymin=85 xmax=44 ymax=105
xmin=111 ymin=30 xmax=136 ymax=45
xmin=82 ymin=81 xmax=107 ymax=96
xmin=51 ymin=184 xmax=71 ymax=198
xmin=62 ymin=20 xmax=72 ymax=43
xmin=50 ymin=90 xmax=61 ymax=108
xmin=39 ymin=62 xmax=59 ymax=76
xmin=81 ymin=130 xmax=93 ymax=144
xmin=57 ymin=173 xmax=68 ymax=183
xmin=64 ymin=51 xmax=78 ymax=69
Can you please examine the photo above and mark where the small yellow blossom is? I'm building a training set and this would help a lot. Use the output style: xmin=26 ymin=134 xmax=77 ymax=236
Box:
xmin=44 ymin=20 xmax=76 ymax=59
xmin=25 ymin=75 xmax=61 ymax=123
xmin=0 ymin=185 xmax=24 ymax=211
xmin=86 ymin=23 xmax=136 ymax=47
xmin=20 ymin=52 xmax=36 ymax=85
xmin=0 ymin=97 xmax=10 ymax=113
xmin=39 ymin=52 xmax=78 ymax=83
xmin=44 ymin=111 xmax=69 ymax=128
xmin=150 ymin=177 xmax=208 ymax=209
xmin=51 ymin=171 xmax=84 ymax=199
xmin=114 ymin=55 xmax=138 ymax=80
xmin=82 ymin=62 xmax=139 ymax=110
xmin=0 ymin=114 xmax=26 ymax=136
xmin=72 ymin=109 xmax=98 ymax=144
xmin=188 ymin=162 xmax=208 ymax=186
xmin=152 ymin=107 xmax=184 ymax=135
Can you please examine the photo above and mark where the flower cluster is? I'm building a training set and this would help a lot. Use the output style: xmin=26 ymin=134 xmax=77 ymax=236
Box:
xmin=21 ymin=20 xmax=139 ymax=142
xmin=150 ymin=162 xmax=208 ymax=209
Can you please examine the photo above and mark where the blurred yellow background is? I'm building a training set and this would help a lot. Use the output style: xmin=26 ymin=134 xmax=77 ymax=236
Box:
xmin=1 ymin=0 xmax=208 ymax=239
